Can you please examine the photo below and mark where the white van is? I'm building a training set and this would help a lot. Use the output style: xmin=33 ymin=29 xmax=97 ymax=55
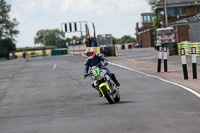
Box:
xmin=155 ymin=27 xmax=175 ymax=49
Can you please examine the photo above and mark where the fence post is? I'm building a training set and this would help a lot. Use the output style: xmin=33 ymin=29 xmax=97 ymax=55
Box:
xmin=157 ymin=47 xmax=162 ymax=72
xmin=181 ymin=48 xmax=188 ymax=80
xmin=192 ymin=47 xmax=197 ymax=79
xmin=163 ymin=47 xmax=168 ymax=72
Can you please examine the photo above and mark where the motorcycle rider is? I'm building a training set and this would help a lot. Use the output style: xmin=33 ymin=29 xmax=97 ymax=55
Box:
xmin=84 ymin=47 xmax=120 ymax=97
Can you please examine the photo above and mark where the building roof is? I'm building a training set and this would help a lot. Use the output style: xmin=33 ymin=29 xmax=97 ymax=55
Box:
xmin=168 ymin=14 xmax=200 ymax=26
xmin=141 ymin=12 xmax=156 ymax=15
xmin=154 ymin=0 xmax=200 ymax=10
xmin=166 ymin=0 xmax=200 ymax=4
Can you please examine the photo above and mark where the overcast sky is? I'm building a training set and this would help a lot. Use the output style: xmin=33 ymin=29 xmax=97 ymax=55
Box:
xmin=7 ymin=0 xmax=151 ymax=48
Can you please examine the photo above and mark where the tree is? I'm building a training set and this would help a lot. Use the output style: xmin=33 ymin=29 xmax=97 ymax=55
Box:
xmin=0 ymin=39 xmax=16 ymax=58
xmin=154 ymin=17 xmax=161 ymax=39
xmin=0 ymin=0 xmax=19 ymax=57
xmin=112 ymin=37 xmax=117 ymax=44
xmin=119 ymin=35 xmax=136 ymax=44
xmin=0 ymin=0 xmax=19 ymax=41
xmin=147 ymin=0 xmax=159 ymax=6
xmin=34 ymin=29 xmax=66 ymax=48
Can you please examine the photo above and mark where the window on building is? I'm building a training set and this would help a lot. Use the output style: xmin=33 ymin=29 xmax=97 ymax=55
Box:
xmin=152 ymin=15 xmax=156 ymax=22
xmin=147 ymin=15 xmax=151 ymax=22
xmin=143 ymin=16 xmax=147 ymax=23
xmin=197 ymin=6 xmax=200 ymax=13
xmin=167 ymin=7 xmax=187 ymax=17
xmin=143 ymin=15 xmax=151 ymax=23
xmin=167 ymin=7 xmax=180 ymax=17
xmin=180 ymin=7 xmax=187 ymax=16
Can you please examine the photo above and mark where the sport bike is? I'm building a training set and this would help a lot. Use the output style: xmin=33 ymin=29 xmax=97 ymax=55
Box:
xmin=85 ymin=63 xmax=120 ymax=104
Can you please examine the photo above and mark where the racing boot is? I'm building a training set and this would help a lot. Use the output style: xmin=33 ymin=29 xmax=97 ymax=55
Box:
xmin=111 ymin=74 xmax=120 ymax=87
xmin=98 ymin=91 xmax=103 ymax=97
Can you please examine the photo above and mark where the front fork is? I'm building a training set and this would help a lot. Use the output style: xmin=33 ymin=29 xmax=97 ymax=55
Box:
xmin=99 ymin=82 xmax=111 ymax=94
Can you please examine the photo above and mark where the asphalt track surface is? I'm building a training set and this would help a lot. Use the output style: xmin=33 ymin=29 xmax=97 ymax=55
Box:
xmin=0 ymin=55 xmax=199 ymax=133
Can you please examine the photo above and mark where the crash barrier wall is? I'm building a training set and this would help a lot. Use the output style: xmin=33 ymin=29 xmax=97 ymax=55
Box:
xmin=15 ymin=48 xmax=69 ymax=58
xmin=178 ymin=42 xmax=200 ymax=56
xmin=0 ymin=58 xmax=6 ymax=61
xmin=69 ymin=44 xmax=86 ymax=55
xmin=51 ymin=49 xmax=68 ymax=56
xmin=180 ymin=48 xmax=198 ymax=80
xmin=15 ymin=49 xmax=51 ymax=58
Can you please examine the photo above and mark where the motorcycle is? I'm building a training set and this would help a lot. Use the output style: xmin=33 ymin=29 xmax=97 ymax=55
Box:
xmin=84 ymin=62 xmax=120 ymax=104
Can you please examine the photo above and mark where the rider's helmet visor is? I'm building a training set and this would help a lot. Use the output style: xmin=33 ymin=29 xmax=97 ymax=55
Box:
xmin=86 ymin=52 xmax=93 ymax=57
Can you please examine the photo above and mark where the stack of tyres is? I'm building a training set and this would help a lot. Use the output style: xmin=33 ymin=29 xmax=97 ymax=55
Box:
xmin=178 ymin=42 xmax=200 ymax=56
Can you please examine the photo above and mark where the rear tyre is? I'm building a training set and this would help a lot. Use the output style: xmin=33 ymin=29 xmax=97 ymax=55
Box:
xmin=101 ymin=86 xmax=115 ymax=104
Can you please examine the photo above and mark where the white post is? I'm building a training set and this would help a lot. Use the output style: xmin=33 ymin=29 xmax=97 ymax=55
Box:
xmin=181 ymin=48 xmax=188 ymax=80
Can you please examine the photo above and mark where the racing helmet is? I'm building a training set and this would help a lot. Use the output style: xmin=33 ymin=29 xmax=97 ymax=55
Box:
xmin=86 ymin=47 xmax=95 ymax=59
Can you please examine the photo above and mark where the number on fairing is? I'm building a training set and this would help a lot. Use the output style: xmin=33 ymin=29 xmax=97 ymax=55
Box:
xmin=92 ymin=69 xmax=100 ymax=77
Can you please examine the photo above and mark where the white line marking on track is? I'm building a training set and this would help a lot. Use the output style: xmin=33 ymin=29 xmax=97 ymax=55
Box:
xmin=109 ymin=62 xmax=200 ymax=98
xmin=53 ymin=64 xmax=56 ymax=69
xmin=14 ymin=73 xmax=19 ymax=78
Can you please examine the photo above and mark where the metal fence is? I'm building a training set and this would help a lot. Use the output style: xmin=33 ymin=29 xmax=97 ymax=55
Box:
xmin=189 ymin=22 xmax=200 ymax=42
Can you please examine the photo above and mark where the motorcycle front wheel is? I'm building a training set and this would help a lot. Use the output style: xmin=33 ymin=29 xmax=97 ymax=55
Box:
xmin=114 ymin=94 xmax=120 ymax=102
xmin=101 ymin=86 xmax=115 ymax=104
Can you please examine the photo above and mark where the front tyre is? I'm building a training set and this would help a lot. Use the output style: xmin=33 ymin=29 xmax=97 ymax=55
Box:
xmin=101 ymin=86 xmax=115 ymax=104
xmin=114 ymin=94 xmax=120 ymax=102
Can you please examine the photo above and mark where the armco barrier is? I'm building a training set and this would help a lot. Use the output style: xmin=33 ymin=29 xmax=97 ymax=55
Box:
xmin=178 ymin=42 xmax=200 ymax=56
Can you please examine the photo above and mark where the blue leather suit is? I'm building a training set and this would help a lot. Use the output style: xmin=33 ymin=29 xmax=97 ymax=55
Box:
xmin=84 ymin=54 xmax=113 ymax=77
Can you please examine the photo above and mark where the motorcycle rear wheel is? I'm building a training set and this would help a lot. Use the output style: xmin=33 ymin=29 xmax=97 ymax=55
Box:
xmin=101 ymin=86 xmax=115 ymax=104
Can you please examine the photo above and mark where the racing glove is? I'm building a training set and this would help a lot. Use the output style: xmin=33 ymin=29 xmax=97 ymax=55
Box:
xmin=104 ymin=61 xmax=108 ymax=66
xmin=84 ymin=73 xmax=88 ymax=79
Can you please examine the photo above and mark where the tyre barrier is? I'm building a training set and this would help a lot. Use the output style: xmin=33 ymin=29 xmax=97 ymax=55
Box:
xmin=128 ymin=44 xmax=132 ymax=49
xmin=117 ymin=45 xmax=121 ymax=50
xmin=178 ymin=42 xmax=200 ymax=56
xmin=125 ymin=45 xmax=128 ymax=50
xmin=116 ymin=44 xmax=134 ymax=50
xmin=122 ymin=45 xmax=125 ymax=50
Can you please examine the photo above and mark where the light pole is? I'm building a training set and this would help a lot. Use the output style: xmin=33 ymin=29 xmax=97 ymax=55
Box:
xmin=163 ymin=0 xmax=168 ymax=25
